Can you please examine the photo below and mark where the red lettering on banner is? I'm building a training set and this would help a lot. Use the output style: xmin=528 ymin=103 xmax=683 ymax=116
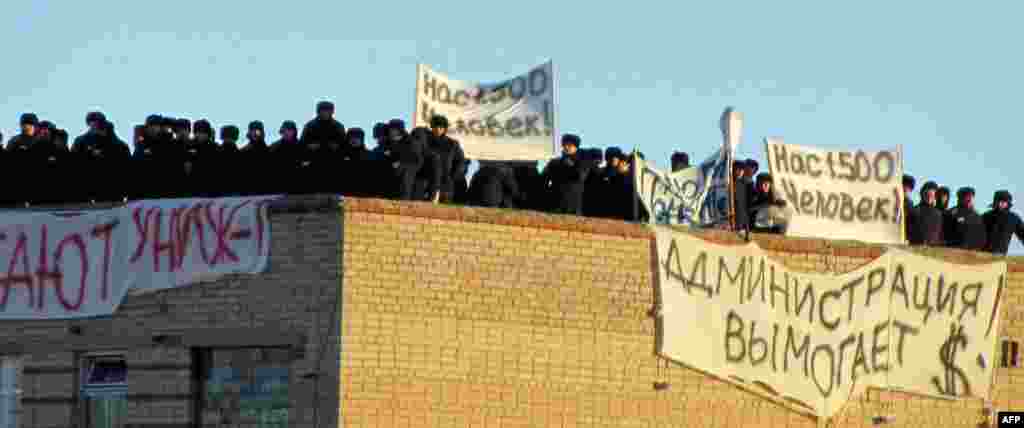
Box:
xmin=35 ymin=225 xmax=63 ymax=311
xmin=54 ymin=233 xmax=88 ymax=311
xmin=1 ymin=233 xmax=35 ymax=310
xmin=130 ymin=207 xmax=158 ymax=264
xmin=90 ymin=221 xmax=117 ymax=301
xmin=151 ymin=209 xmax=176 ymax=272
xmin=206 ymin=200 xmax=252 ymax=266
xmin=255 ymin=201 xmax=266 ymax=256
xmin=175 ymin=203 xmax=211 ymax=269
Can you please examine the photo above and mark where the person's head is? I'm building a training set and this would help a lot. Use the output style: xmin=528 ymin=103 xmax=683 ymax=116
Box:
xmin=145 ymin=115 xmax=163 ymax=135
xmin=937 ymin=186 xmax=951 ymax=209
xmin=560 ymin=134 xmax=580 ymax=156
xmin=19 ymin=113 xmax=38 ymax=136
xmin=220 ymin=125 xmax=239 ymax=145
xmin=411 ymin=126 xmax=431 ymax=143
xmin=372 ymin=122 xmax=387 ymax=144
xmin=920 ymin=181 xmax=938 ymax=206
xmin=175 ymin=118 xmax=191 ymax=139
xmin=36 ymin=121 xmax=54 ymax=140
xmin=86 ymin=111 xmax=106 ymax=132
xmin=605 ymin=147 xmax=624 ymax=169
xmin=744 ymin=159 xmax=759 ymax=177
xmin=902 ymin=174 xmax=916 ymax=194
xmin=279 ymin=121 xmax=298 ymax=140
xmin=247 ymin=121 xmax=265 ymax=141
xmin=671 ymin=152 xmax=690 ymax=172
xmin=756 ymin=173 xmax=773 ymax=194
xmin=161 ymin=117 xmax=177 ymax=134
xmin=347 ymin=128 xmax=365 ymax=148
xmin=732 ymin=160 xmax=746 ymax=179
xmin=993 ymin=190 xmax=1013 ymax=211
xmin=193 ymin=120 xmax=213 ymax=142
xmin=429 ymin=115 xmax=449 ymax=137
xmin=387 ymin=120 xmax=406 ymax=142
xmin=614 ymin=153 xmax=630 ymax=174
xmin=54 ymin=129 xmax=68 ymax=147
xmin=956 ymin=187 xmax=975 ymax=209
xmin=315 ymin=101 xmax=335 ymax=120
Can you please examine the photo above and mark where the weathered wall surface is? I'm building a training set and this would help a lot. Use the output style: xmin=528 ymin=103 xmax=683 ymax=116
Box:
xmin=341 ymin=198 xmax=1024 ymax=428
xmin=0 ymin=195 xmax=343 ymax=428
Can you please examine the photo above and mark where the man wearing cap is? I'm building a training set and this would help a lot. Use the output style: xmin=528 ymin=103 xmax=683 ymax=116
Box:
xmin=6 ymin=114 xmax=41 ymax=206
xmin=910 ymin=181 xmax=944 ymax=246
xmin=583 ymin=147 xmax=625 ymax=218
xmin=749 ymin=173 xmax=790 ymax=234
xmin=936 ymin=186 xmax=951 ymax=211
xmin=982 ymin=190 xmax=1024 ymax=255
xmin=901 ymin=174 xmax=917 ymax=243
xmin=541 ymin=134 xmax=590 ymax=215
xmin=214 ymin=125 xmax=242 ymax=196
xmin=428 ymin=114 xmax=467 ymax=204
xmin=671 ymin=152 xmax=690 ymax=172
xmin=72 ymin=111 xmax=107 ymax=154
xmin=173 ymin=119 xmax=218 ymax=198
xmin=390 ymin=124 xmax=426 ymax=200
xmin=338 ymin=128 xmax=371 ymax=197
xmin=300 ymin=101 xmax=347 ymax=194
xmin=240 ymin=121 xmax=272 ymax=195
xmin=270 ymin=120 xmax=303 ymax=195
xmin=301 ymin=101 xmax=346 ymax=147
xmin=608 ymin=150 xmax=647 ymax=221
xmin=944 ymin=187 xmax=986 ymax=251
xmin=32 ymin=125 xmax=72 ymax=205
xmin=731 ymin=160 xmax=753 ymax=232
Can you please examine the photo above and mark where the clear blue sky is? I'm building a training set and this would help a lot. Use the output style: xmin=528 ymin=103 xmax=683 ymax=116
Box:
xmin=3 ymin=1 xmax=1021 ymax=253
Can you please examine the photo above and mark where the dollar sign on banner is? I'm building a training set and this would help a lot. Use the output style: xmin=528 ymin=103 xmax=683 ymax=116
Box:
xmin=931 ymin=324 xmax=972 ymax=397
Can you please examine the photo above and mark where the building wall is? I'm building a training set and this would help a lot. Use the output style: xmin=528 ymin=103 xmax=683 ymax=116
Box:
xmin=341 ymin=198 xmax=1024 ymax=428
xmin=0 ymin=195 xmax=343 ymax=428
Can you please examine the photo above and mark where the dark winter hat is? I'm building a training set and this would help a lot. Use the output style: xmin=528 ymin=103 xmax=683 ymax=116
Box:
xmin=85 ymin=111 xmax=106 ymax=125
xmin=732 ymin=160 xmax=745 ymax=169
xmin=54 ymin=129 xmax=68 ymax=141
xmin=316 ymin=101 xmax=335 ymax=113
xmin=193 ymin=119 xmax=213 ymax=134
xmin=756 ymin=172 xmax=773 ymax=184
xmin=410 ymin=127 xmax=432 ymax=141
xmin=175 ymin=118 xmax=191 ymax=131
xmin=248 ymin=121 xmax=264 ymax=132
xmin=145 ymin=114 xmax=163 ymax=126
xmin=605 ymin=147 xmax=625 ymax=161
xmin=937 ymin=186 xmax=951 ymax=197
xmin=429 ymin=114 xmax=449 ymax=129
xmin=221 ymin=125 xmax=240 ymax=140
xmin=956 ymin=187 xmax=975 ymax=198
xmin=347 ymin=128 xmax=365 ymax=140
xmin=160 ymin=116 xmax=177 ymax=128
xmin=993 ymin=190 xmax=1013 ymax=205
xmin=280 ymin=120 xmax=298 ymax=132
xmin=20 ymin=113 xmax=39 ymax=126
xmin=38 ymin=120 xmax=55 ymax=132
xmin=388 ymin=119 xmax=406 ymax=131
xmin=745 ymin=159 xmax=759 ymax=170
xmin=372 ymin=122 xmax=387 ymax=139
xmin=671 ymin=151 xmax=690 ymax=165
xmin=902 ymin=174 xmax=916 ymax=190
xmin=920 ymin=181 xmax=938 ymax=194
xmin=561 ymin=134 xmax=581 ymax=147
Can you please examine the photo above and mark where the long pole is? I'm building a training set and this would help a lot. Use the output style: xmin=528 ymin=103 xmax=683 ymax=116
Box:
xmin=413 ymin=64 xmax=422 ymax=128
xmin=632 ymin=147 xmax=640 ymax=222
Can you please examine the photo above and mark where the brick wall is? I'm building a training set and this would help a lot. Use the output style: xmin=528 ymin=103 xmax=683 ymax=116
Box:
xmin=341 ymin=198 xmax=1024 ymax=428
xmin=0 ymin=195 xmax=343 ymax=428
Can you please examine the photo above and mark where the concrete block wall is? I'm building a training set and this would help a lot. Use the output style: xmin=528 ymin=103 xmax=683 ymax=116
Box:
xmin=341 ymin=198 xmax=1024 ymax=428
xmin=0 ymin=195 xmax=343 ymax=428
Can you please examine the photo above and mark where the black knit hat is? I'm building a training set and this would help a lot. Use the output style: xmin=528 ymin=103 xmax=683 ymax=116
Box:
xmin=248 ymin=121 xmax=264 ymax=132
xmin=920 ymin=181 xmax=938 ymax=194
xmin=193 ymin=119 xmax=213 ymax=134
xmin=388 ymin=119 xmax=406 ymax=131
xmin=221 ymin=125 xmax=240 ymax=140
xmin=605 ymin=147 xmax=625 ymax=161
xmin=430 ymin=115 xmax=449 ymax=129
xmin=145 ymin=114 xmax=162 ymax=126
xmin=956 ymin=187 xmax=975 ymax=198
xmin=175 ymin=118 xmax=191 ymax=131
xmin=280 ymin=120 xmax=298 ymax=132
xmin=347 ymin=128 xmax=365 ymax=140
xmin=671 ymin=151 xmax=690 ymax=165
xmin=902 ymin=174 xmax=916 ymax=190
xmin=316 ymin=101 xmax=334 ymax=113
xmin=86 ymin=111 xmax=106 ymax=125
xmin=993 ymin=190 xmax=1013 ymax=207
xmin=372 ymin=122 xmax=387 ymax=139
xmin=561 ymin=134 xmax=581 ymax=147
xmin=20 ymin=113 xmax=39 ymax=126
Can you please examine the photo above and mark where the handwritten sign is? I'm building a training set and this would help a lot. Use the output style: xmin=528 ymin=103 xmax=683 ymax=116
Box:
xmin=635 ymin=148 xmax=729 ymax=227
xmin=654 ymin=226 xmax=1004 ymax=418
xmin=765 ymin=138 xmax=904 ymax=244
xmin=0 ymin=196 xmax=275 ymax=320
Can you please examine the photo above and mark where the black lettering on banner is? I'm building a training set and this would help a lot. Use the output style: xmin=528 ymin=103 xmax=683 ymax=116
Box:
xmin=874 ymin=196 xmax=891 ymax=223
xmin=913 ymin=276 xmax=935 ymax=325
xmin=842 ymin=275 xmax=864 ymax=324
xmin=800 ymin=190 xmax=815 ymax=216
xmin=790 ymin=153 xmax=806 ymax=175
xmin=772 ymin=144 xmax=790 ymax=174
xmin=865 ymin=267 xmax=886 ymax=308
xmin=778 ymin=178 xmax=801 ymax=214
xmin=891 ymin=320 xmax=920 ymax=366
xmin=687 ymin=251 xmax=713 ymax=297
xmin=795 ymin=279 xmax=816 ymax=324
xmin=874 ymin=151 xmax=896 ymax=182
xmin=836 ymin=334 xmax=859 ymax=387
xmin=819 ymin=288 xmax=841 ymax=331
xmin=436 ymin=83 xmax=452 ymax=104
xmin=850 ymin=333 xmax=871 ymax=384
xmin=422 ymin=73 xmax=437 ymax=98
xmin=468 ymin=119 xmax=486 ymax=137
xmin=726 ymin=310 xmax=746 ymax=362
xmin=806 ymin=154 xmax=823 ymax=178
xmin=662 ymin=243 xmax=713 ymax=298
xmin=453 ymin=90 xmax=469 ymax=107
xmin=856 ymin=198 xmax=874 ymax=222
xmin=784 ymin=325 xmax=810 ymax=376
xmin=509 ymin=77 xmax=526 ymax=99
xmin=871 ymin=320 xmax=890 ymax=372
xmin=420 ymin=102 xmax=435 ymax=126
xmin=454 ymin=119 xmax=470 ymax=136
xmin=771 ymin=324 xmax=780 ymax=371
xmin=745 ymin=258 xmax=767 ymax=304
xmin=959 ymin=282 xmax=982 ymax=322
xmin=543 ymin=100 xmax=554 ymax=132
xmin=770 ymin=269 xmax=791 ymax=314
xmin=837 ymin=152 xmax=854 ymax=180
xmin=529 ymin=68 xmax=548 ymax=96
xmin=935 ymin=276 xmax=959 ymax=318
xmin=839 ymin=192 xmax=856 ymax=222
xmin=506 ymin=117 xmax=524 ymax=137
xmin=485 ymin=117 xmax=504 ymax=137
xmin=524 ymin=115 xmax=542 ymax=136
xmin=716 ymin=255 xmax=747 ymax=296
xmin=811 ymin=344 xmax=835 ymax=398
xmin=890 ymin=264 xmax=910 ymax=309
xmin=853 ymin=151 xmax=872 ymax=182
xmin=749 ymin=320 xmax=770 ymax=366
xmin=826 ymin=152 xmax=837 ymax=179
xmin=932 ymin=324 xmax=971 ymax=397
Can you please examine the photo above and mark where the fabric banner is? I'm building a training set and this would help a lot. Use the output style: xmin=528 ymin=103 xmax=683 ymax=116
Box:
xmin=413 ymin=61 xmax=558 ymax=161
xmin=654 ymin=225 xmax=1005 ymax=418
xmin=764 ymin=138 xmax=905 ymax=244
xmin=635 ymin=148 xmax=728 ymax=226
xmin=0 ymin=196 xmax=276 ymax=320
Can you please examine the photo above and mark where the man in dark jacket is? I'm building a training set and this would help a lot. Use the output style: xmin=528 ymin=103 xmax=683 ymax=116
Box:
xmin=270 ymin=121 xmax=304 ymax=195
xmin=469 ymin=161 xmax=524 ymax=208
xmin=214 ymin=125 xmax=242 ymax=196
xmin=607 ymin=152 xmax=648 ymax=221
xmin=910 ymin=181 xmax=944 ymax=246
xmin=982 ymin=190 xmax=1024 ymax=255
xmin=301 ymin=101 xmax=346 ymax=147
xmin=584 ymin=147 xmax=625 ymax=218
xmin=392 ymin=124 xmax=426 ymax=200
xmin=177 ymin=119 xmax=218 ymax=198
xmin=671 ymin=152 xmax=690 ymax=172
xmin=173 ymin=118 xmax=192 ymax=144
xmin=337 ymin=128 xmax=370 ymax=197
xmin=731 ymin=160 xmax=753 ymax=232
xmin=944 ymin=187 xmax=986 ymax=251
xmin=7 ymin=114 xmax=41 ymax=206
xmin=240 ymin=121 xmax=272 ymax=196
xmin=749 ymin=173 xmax=788 ymax=234
xmin=541 ymin=134 xmax=590 ymax=215
xmin=428 ymin=115 xmax=467 ymax=203
xmin=902 ymin=174 xmax=916 ymax=243
xmin=937 ymin=186 xmax=951 ymax=211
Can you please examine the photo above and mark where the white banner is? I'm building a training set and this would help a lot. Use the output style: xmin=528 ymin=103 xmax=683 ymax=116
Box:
xmin=635 ymin=149 xmax=726 ymax=226
xmin=765 ymin=138 xmax=905 ymax=244
xmin=414 ymin=61 xmax=558 ymax=161
xmin=654 ymin=226 xmax=1005 ymax=418
xmin=0 ymin=196 xmax=276 ymax=320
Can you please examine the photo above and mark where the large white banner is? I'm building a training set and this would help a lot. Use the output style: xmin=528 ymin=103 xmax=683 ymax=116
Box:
xmin=654 ymin=226 xmax=1005 ymax=418
xmin=765 ymin=138 xmax=905 ymax=244
xmin=414 ymin=61 xmax=558 ymax=161
xmin=0 ymin=196 xmax=275 ymax=320
xmin=635 ymin=149 xmax=726 ymax=226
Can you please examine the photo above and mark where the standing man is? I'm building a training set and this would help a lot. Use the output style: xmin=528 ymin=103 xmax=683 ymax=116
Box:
xmin=240 ymin=121 xmax=272 ymax=195
xmin=541 ymin=134 xmax=590 ymax=215
xmin=902 ymin=175 xmax=917 ymax=243
xmin=731 ymin=160 xmax=753 ymax=232
xmin=7 ymin=114 xmax=40 ymax=206
xmin=910 ymin=181 xmax=944 ymax=246
xmin=944 ymin=187 xmax=986 ymax=251
xmin=428 ymin=115 xmax=467 ymax=203
xmin=982 ymin=190 xmax=1024 ymax=255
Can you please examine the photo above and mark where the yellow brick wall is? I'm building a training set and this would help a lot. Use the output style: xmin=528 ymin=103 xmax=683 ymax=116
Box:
xmin=341 ymin=198 xmax=1024 ymax=428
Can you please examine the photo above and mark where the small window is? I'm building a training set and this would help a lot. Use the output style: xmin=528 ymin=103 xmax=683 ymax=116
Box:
xmin=1 ymin=357 xmax=22 ymax=428
xmin=198 ymin=348 xmax=291 ymax=428
xmin=80 ymin=354 xmax=127 ymax=428
xmin=1002 ymin=340 xmax=1020 ymax=368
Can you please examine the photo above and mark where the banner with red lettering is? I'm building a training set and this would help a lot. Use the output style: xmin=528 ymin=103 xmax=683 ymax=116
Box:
xmin=0 ymin=196 xmax=276 ymax=320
